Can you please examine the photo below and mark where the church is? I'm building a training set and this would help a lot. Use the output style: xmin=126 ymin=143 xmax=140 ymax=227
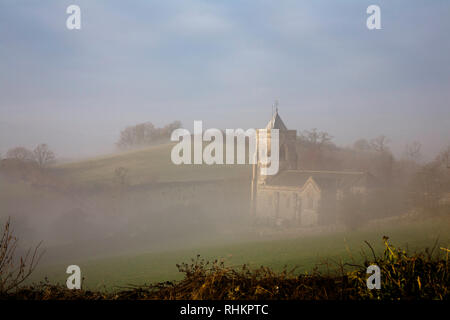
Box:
xmin=250 ymin=110 xmax=376 ymax=227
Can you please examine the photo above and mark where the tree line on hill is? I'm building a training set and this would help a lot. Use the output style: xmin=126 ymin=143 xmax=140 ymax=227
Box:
xmin=116 ymin=121 xmax=182 ymax=150
xmin=295 ymin=128 xmax=450 ymax=226
xmin=114 ymin=121 xmax=450 ymax=218
xmin=0 ymin=144 xmax=55 ymax=169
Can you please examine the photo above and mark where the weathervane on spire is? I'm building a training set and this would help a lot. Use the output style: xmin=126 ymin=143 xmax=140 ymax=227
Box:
xmin=272 ymin=100 xmax=279 ymax=117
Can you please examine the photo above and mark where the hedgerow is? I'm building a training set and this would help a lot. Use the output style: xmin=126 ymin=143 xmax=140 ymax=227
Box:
xmin=1 ymin=237 xmax=448 ymax=300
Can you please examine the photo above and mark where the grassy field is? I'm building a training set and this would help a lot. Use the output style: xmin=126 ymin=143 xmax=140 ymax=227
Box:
xmin=54 ymin=143 xmax=252 ymax=187
xmin=30 ymin=216 xmax=450 ymax=291
xmin=4 ymin=144 xmax=449 ymax=292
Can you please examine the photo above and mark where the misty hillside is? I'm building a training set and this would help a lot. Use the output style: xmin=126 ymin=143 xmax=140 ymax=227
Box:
xmin=0 ymin=143 xmax=254 ymax=265
xmin=53 ymin=143 xmax=252 ymax=188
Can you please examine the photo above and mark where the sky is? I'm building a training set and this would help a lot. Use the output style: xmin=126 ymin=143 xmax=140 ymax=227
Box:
xmin=0 ymin=0 xmax=449 ymax=159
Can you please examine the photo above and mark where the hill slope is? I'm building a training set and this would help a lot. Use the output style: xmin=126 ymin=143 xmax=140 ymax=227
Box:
xmin=53 ymin=143 xmax=252 ymax=188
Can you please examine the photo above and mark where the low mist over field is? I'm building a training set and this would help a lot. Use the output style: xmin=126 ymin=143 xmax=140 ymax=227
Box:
xmin=0 ymin=1 xmax=449 ymax=295
xmin=1 ymin=121 xmax=449 ymax=275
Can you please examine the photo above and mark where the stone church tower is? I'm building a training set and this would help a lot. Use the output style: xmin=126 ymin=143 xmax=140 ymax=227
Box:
xmin=249 ymin=108 xmax=376 ymax=227
xmin=251 ymin=109 xmax=297 ymax=214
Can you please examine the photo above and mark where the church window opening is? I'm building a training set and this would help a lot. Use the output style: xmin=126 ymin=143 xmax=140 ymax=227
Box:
xmin=307 ymin=192 xmax=314 ymax=209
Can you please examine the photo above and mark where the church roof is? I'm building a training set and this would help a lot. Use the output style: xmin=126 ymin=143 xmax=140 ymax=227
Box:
xmin=266 ymin=170 xmax=377 ymax=190
xmin=266 ymin=110 xmax=288 ymax=131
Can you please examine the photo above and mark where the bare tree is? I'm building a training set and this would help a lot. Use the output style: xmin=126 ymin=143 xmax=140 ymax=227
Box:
xmin=113 ymin=167 xmax=130 ymax=192
xmin=410 ymin=162 xmax=446 ymax=211
xmin=404 ymin=141 xmax=422 ymax=162
xmin=299 ymin=128 xmax=333 ymax=149
xmin=0 ymin=218 xmax=43 ymax=293
xmin=33 ymin=144 xmax=55 ymax=168
xmin=370 ymin=135 xmax=391 ymax=153
xmin=353 ymin=139 xmax=371 ymax=152
xmin=117 ymin=121 xmax=182 ymax=149
xmin=436 ymin=145 xmax=450 ymax=169
xmin=5 ymin=147 xmax=35 ymax=162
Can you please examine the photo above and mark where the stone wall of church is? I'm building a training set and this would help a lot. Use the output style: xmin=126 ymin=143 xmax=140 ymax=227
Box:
xmin=298 ymin=183 xmax=320 ymax=226
xmin=255 ymin=183 xmax=324 ymax=227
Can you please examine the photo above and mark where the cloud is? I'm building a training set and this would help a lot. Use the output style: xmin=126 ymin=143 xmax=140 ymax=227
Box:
xmin=168 ymin=10 xmax=233 ymax=36
xmin=0 ymin=1 xmax=449 ymax=158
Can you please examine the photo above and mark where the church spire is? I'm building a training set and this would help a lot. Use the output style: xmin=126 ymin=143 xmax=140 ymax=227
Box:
xmin=266 ymin=100 xmax=287 ymax=131
xmin=272 ymin=100 xmax=279 ymax=117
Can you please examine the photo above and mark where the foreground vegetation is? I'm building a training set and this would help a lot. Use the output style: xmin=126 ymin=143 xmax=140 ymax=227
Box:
xmin=1 ymin=238 xmax=448 ymax=300
xmin=25 ymin=215 xmax=448 ymax=290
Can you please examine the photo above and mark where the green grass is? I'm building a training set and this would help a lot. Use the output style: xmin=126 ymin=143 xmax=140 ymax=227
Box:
xmin=5 ymin=144 xmax=449 ymax=292
xmin=55 ymin=143 xmax=252 ymax=188
xmin=30 ymin=216 xmax=450 ymax=291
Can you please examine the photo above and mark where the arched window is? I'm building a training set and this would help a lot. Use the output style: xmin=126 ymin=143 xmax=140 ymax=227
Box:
xmin=307 ymin=192 xmax=314 ymax=209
